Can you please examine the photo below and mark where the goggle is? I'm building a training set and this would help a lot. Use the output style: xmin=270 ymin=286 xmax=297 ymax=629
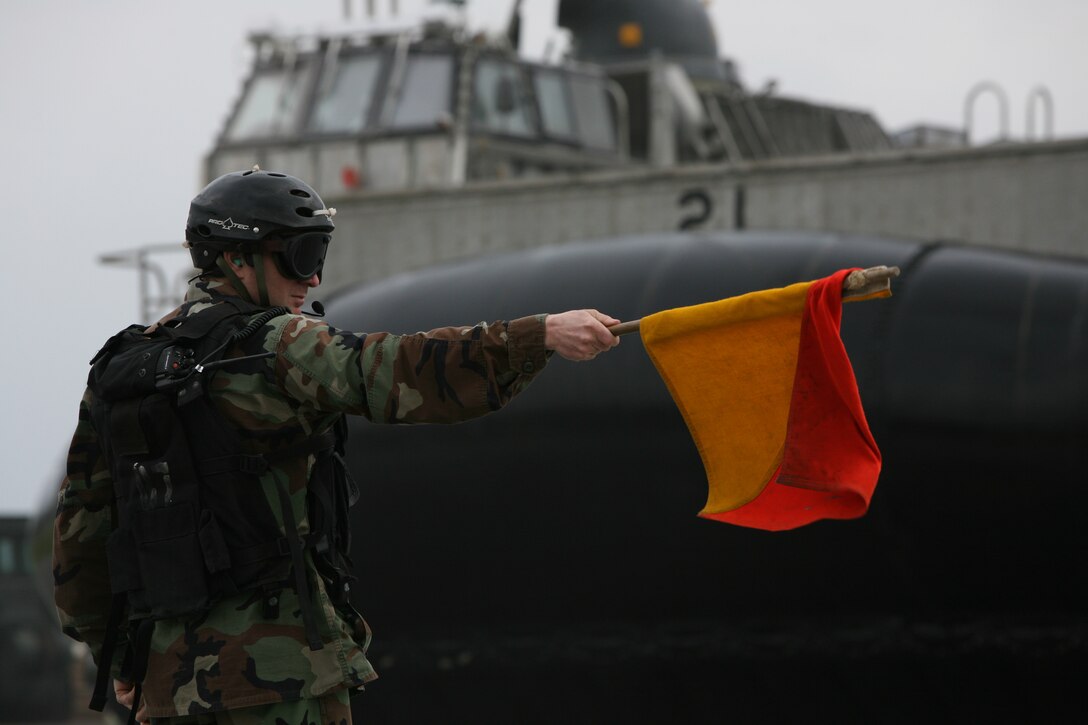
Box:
xmin=264 ymin=232 xmax=331 ymax=281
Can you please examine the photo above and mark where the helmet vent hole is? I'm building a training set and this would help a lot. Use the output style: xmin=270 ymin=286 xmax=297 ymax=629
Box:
xmin=268 ymin=172 xmax=287 ymax=178
xmin=196 ymin=224 xmax=212 ymax=237
xmin=290 ymin=189 xmax=311 ymax=198
xmin=242 ymin=170 xmax=254 ymax=176
xmin=295 ymin=207 xmax=314 ymax=218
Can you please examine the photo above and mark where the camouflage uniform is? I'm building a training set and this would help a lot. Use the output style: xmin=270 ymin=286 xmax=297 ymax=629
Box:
xmin=54 ymin=278 xmax=550 ymax=719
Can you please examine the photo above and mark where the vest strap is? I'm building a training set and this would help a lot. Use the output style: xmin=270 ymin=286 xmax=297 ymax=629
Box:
xmin=88 ymin=592 xmax=127 ymax=712
xmin=196 ymin=430 xmax=337 ymax=478
xmin=232 ymin=536 xmax=292 ymax=566
xmin=123 ymin=619 xmax=154 ymax=725
xmin=272 ymin=475 xmax=324 ymax=651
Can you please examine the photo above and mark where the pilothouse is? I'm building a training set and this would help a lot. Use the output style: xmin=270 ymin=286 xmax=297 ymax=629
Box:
xmin=208 ymin=0 xmax=892 ymax=193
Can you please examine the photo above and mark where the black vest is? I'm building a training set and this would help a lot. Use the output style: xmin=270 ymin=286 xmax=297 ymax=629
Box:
xmin=85 ymin=297 xmax=358 ymax=714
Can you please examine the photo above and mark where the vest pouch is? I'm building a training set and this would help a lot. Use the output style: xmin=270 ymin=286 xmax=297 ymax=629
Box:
xmin=91 ymin=331 xmax=177 ymax=401
xmin=198 ymin=510 xmax=232 ymax=575
xmin=105 ymin=526 xmax=141 ymax=595
xmin=132 ymin=502 xmax=211 ymax=618
xmin=126 ymin=390 xmax=215 ymax=618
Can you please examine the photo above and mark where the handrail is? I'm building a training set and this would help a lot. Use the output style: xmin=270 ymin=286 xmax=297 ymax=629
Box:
xmin=379 ymin=31 xmax=413 ymax=127
xmin=1025 ymin=85 xmax=1054 ymax=141
xmin=316 ymin=37 xmax=344 ymax=100
xmin=448 ymin=42 xmax=478 ymax=185
xmin=704 ymin=94 xmax=743 ymax=164
xmin=964 ymin=81 xmax=1009 ymax=145
xmin=603 ymin=77 xmax=631 ymax=161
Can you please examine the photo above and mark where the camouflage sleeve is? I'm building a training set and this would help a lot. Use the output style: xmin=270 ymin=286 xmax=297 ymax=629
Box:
xmin=269 ymin=314 xmax=550 ymax=423
xmin=53 ymin=387 xmax=125 ymax=674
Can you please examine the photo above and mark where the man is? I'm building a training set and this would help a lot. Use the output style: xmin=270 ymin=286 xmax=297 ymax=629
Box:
xmin=53 ymin=168 xmax=619 ymax=724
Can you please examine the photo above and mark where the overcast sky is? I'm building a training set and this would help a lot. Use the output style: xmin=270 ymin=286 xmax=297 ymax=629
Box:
xmin=2 ymin=0 xmax=1086 ymax=517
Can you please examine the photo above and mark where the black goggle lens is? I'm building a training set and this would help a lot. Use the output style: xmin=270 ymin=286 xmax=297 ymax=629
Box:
xmin=275 ymin=233 xmax=330 ymax=280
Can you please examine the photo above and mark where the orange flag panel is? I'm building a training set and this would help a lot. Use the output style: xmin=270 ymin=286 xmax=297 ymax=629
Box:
xmin=641 ymin=270 xmax=883 ymax=531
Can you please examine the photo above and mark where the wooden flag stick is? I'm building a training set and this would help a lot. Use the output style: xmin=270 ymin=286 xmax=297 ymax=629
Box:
xmin=609 ymin=265 xmax=901 ymax=337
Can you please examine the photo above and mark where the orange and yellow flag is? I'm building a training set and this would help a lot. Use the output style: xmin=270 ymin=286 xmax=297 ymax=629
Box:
xmin=641 ymin=269 xmax=885 ymax=531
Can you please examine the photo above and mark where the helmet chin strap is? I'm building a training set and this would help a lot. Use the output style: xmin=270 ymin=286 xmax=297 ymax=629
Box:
xmin=214 ymin=255 xmax=259 ymax=305
xmin=252 ymin=251 xmax=271 ymax=307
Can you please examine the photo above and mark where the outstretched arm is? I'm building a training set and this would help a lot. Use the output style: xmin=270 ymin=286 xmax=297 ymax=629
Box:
xmin=267 ymin=309 xmax=622 ymax=423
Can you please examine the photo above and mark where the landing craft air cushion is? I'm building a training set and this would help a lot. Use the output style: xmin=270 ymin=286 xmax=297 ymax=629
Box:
xmin=325 ymin=231 xmax=1088 ymax=722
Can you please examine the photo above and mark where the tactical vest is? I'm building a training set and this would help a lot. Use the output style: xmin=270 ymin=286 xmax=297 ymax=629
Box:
xmin=85 ymin=297 xmax=359 ymax=717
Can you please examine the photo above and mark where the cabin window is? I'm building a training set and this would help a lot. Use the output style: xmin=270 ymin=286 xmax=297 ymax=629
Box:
xmin=568 ymin=74 xmax=616 ymax=151
xmin=387 ymin=54 xmax=454 ymax=129
xmin=225 ymin=64 xmax=312 ymax=141
xmin=472 ymin=59 xmax=537 ymax=138
xmin=309 ymin=53 xmax=383 ymax=134
xmin=532 ymin=69 xmax=577 ymax=141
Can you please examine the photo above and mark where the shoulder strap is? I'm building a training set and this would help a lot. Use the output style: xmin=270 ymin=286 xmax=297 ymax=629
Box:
xmin=166 ymin=299 xmax=255 ymax=341
xmin=88 ymin=325 xmax=145 ymax=366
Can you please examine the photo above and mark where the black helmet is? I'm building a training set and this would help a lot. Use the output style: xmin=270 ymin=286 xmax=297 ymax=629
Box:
xmin=186 ymin=168 xmax=335 ymax=274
